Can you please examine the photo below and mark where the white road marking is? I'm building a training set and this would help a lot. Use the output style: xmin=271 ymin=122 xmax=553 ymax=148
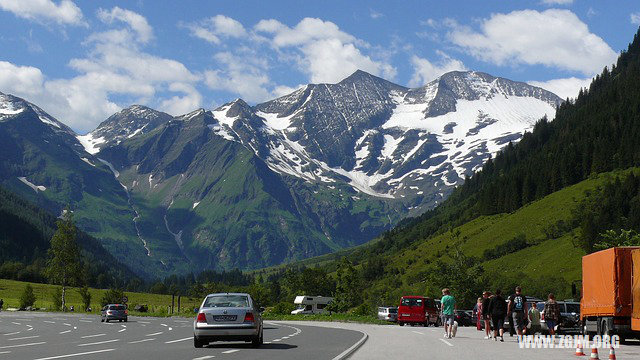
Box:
xmin=33 ymin=348 xmax=115 ymax=360
xmin=27 ymin=327 xmax=34 ymax=331
xmin=0 ymin=351 xmax=10 ymax=354
xmin=118 ymin=328 xmax=126 ymax=333
xmin=168 ymin=327 xmax=173 ymax=331
xmin=139 ymin=321 xmax=151 ymax=324
xmin=412 ymin=331 xmax=424 ymax=335
xmin=281 ymin=336 xmax=290 ymax=339
xmin=193 ymin=356 xmax=216 ymax=360
xmin=43 ymin=321 xmax=56 ymax=324
xmin=120 ymin=325 xmax=126 ymax=328
xmin=174 ymin=320 xmax=190 ymax=323
xmin=0 ymin=342 xmax=47 ymax=349
xmin=63 ymin=323 xmax=72 ymax=327
xmin=79 ymin=320 xmax=92 ymax=323
xmin=161 ymin=323 xmax=168 ymax=327
xmin=11 ymin=322 xmax=21 ymax=325
xmin=164 ymin=337 xmax=191 ymax=344
xmin=80 ymin=334 xmax=105 ymax=339
xmin=263 ymin=341 xmax=271 ymax=344
xmin=77 ymin=339 xmax=119 ymax=347
xmin=59 ymin=330 xmax=71 ymax=334
xmin=3 ymin=332 xmax=21 ymax=336
xmin=272 ymin=339 xmax=281 ymax=342
xmin=129 ymin=338 xmax=155 ymax=344
xmin=146 ymin=332 xmax=163 ymax=336
xmin=8 ymin=335 xmax=40 ymax=341
xmin=439 ymin=338 xmax=454 ymax=347
xmin=221 ymin=350 xmax=239 ymax=354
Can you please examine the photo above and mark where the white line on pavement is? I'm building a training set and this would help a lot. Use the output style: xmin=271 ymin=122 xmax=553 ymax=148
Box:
xmin=139 ymin=321 xmax=151 ymax=324
xmin=27 ymin=327 xmax=34 ymax=332
xmin=63 ymin=323 xmax=72 ymax=327
xmin=272 ymin=339 xmax=281 ymax=342
xmin=0 ymin=351 xmax=10 ymax=354
xmin=33 ymin=348 xmax=116 ymax=360
xmin=11 ymin=322 xmax=21 ymax=325
xmin=59 ymin=330 xmax=71 ymax=335
xmin=80 ymin=334 xmax=105 ymax=339
xmin=221 ymin=350 xmax=239 ymax=354
xmin=8 ymin=335 xmax=40 ymax=341
xmin=129 ymin=338 xmax=155 ymax=344
xmin=165 ymin=337 xmax=191 ymax=344
xmin=168 ymin=327 xmax=173 ymax=331
xmin=3 ymin=332 xmax=20 ymax=336
xmin=146 ymin=332 xmax=163 ymax=336
xmin=118 ymin=329 xmax=126 ymax=333
xmin=0 ymin=342 xmax=47 ymax=349
xmin=43 ymin=321 xmax=56 ymax=324
xmin=77 ymin=339 xmax=119 ymax=347
xmin=439 ymin=338 xmax=454 ymax=347
xmin=78 ymin=320 xmax=92 ymax=323
xmin=412 ymin=331 xmax=424 ymax=335
xmin=192 ymin=356 xmax=216 ymax=360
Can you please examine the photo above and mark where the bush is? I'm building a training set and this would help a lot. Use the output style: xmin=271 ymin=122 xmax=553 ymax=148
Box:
xmin=19 ymin=284 xmax=36 ymax=309
xmin=268 ymin=302 xmax=295 ymax=315
xmin=51 ymin=287 xmax=62 ymax=311
xmin=350 ymin=303 xmax=372 ymax=317
xmin=77 ymin=286 xmax=91 ymax=311
xmin=100 ymin=288 xmax=125 ymax=307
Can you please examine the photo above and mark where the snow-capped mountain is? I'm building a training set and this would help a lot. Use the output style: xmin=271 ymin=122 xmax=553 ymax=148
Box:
xmin=77 ymin=105 xmax=172 ymax=154
xmin=208 ymin=70 xmax=561 ymax=211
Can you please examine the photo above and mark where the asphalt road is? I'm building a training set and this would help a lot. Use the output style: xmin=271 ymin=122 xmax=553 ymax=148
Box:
xmin=0 ymin=312 xmax=363 ymax=360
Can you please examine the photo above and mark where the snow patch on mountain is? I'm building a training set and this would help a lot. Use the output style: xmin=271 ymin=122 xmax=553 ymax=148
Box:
xmin=77 ymin=133 xmax=106 ymax=154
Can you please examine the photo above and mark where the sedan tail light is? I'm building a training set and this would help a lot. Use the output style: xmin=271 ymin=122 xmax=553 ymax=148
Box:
xmin=244 ymin=312 xmax=255 ymax=323
xmin=196 ymin=312 xmax=207 ymax=323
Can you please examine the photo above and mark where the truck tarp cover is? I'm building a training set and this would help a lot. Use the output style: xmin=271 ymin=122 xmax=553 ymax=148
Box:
xmin=633 ymin=250 xmax=640 ymax=319
xmin=581 ymin=247 xmax=637 ymax=318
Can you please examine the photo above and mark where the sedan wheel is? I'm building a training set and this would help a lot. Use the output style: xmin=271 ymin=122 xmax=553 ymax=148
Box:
xmin=194 ymin=336 xmax=203 ymax=348
xmin=252 ymin=328 xmax=264 ymax=348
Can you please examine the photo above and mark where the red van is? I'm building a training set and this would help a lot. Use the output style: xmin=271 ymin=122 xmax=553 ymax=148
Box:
xmin=397 ymin=296 xmax=440 ymax=327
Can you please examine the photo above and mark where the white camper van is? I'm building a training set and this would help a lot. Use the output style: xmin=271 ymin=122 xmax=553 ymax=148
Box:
xmin=290 ymin=296 xmax=333 ymax=315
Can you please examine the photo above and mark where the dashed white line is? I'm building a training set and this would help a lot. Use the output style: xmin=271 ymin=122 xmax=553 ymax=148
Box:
xmin=59 ymin=330 xmax=71 ymax=335
xmin=193 ymin=356 xmax=216 ymax=360
xmin=33 ymin=348 xmax=115 ymax=360
xmin=78 ymin=320 xmax=92 ymax=323
xmin=11 ymin=322 xmax=21 ymax=325
xmin=0 ymin=351 xmax=10 ymax=354
xmin=439 ymin=338 xmax=454 ymax=347
xmin=146 ymin=332 xmax=163 ymax=336
xmin=0 ymin=342 xmax=47 ymax=349
xmin=8 ymin=335 xmax=40 ymax=341
xmin=272 ymin=339 xmax=281 ymax=342
xmin=161 ymin=323 xmax=168 ymax=327
xmin=43 ymin=321 xmax=56 ymax=324
xmin=139 ymin=321 xmax=151 ymax=324
xmin=62 ymin=323 xmax=72 ymax=327
xmin=3 ymin=332 xmax=21 ymax=336
xmin=129 ymin=338 xmax=155 ymax=344
xmin=221 ymin=350 xmax=239 ymax=354
xmin=80 ymin=334 xmax=105 ymax=339
xmin=118 ymin=328 xmax=126 ymax=333
xmin=77 ymin=339 xmax=119 ymax=347
xmin=165 ymin=337 xmax=191 ymax=344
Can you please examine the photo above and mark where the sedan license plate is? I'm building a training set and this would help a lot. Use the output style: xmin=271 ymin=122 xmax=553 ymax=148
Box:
xmin=212 ymin=315 xmax=237 ymax=322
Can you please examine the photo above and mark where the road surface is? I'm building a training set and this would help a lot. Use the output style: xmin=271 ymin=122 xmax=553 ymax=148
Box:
xmin=0 ymin=312 xmax=362 ymax=360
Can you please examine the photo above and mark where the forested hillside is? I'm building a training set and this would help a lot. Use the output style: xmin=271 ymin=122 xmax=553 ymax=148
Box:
xmin=0 ymin=185 xmax=140 ymax=288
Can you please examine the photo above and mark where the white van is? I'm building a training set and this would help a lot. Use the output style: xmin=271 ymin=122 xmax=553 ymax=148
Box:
xmin=290 ymin=296 xmax=333 ymax=315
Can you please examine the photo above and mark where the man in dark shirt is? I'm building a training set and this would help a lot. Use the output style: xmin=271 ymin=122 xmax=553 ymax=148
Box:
xmin=508 ymin=286 xmax=527 ymax=337
xmin=487 ymin=289 xmax=507 ymax=342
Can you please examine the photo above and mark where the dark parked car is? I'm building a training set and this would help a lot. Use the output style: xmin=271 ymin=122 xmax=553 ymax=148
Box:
xmin=455 ymin=310 xmax=473 ymax=327
xmin=101 ymin=304 xmax=128 ymax=322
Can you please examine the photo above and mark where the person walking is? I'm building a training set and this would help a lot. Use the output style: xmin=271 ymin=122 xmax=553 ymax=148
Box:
xmin=441 ymin=288 xmax=456 ymax=339
xmin=487 ymin=289 xmax=507 ymax=342
xmin=474 ymin=297 xmax=483 ymax=331
xmin=508 ymin=286 xmax=527 ymax=338
xmin=528 ymin=302 xmax=541 ymax=335
xmin=542 ymin=293 xmax=560 ymax=337
xmin=0 ymin=298 xmax=3 ymax=311
xmin=481 ymin=291 xmax=492 ymax=339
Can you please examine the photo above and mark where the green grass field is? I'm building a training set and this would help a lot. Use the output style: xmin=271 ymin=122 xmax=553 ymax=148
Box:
xmin=0 ymin=279 xmax=201 ymax=317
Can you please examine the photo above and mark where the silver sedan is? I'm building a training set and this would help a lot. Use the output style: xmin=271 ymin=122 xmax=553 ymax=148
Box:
xmin=193 ymin=293 xmax=264 ymax=348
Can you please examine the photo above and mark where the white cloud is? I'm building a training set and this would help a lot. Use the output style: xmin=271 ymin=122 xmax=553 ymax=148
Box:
xmin=0 ymin=0 xmax=85 ymax=26
xmin=204 ymin=51 xmax=272 ymax=103
xmin=528 ymin=77 xmax=592 ymax=100
xmin=0 ymin=61 xmax=44 ymax=96
xmin=255 ymin=17 xmax=396 ymax=83
xmin=541 ymin=0 xmax=574 ymax=5
xmin=370 ymin=9 xmax=383 ymax=19
xmin=409 ymin=51 xmax=466 ymax=87
xmin=0 ymin=7 xmax=202 ymax=132
xmin=632 ymin=12 xmax=640 ymax=25
xmin=448 ymin=9 xmax=617 ymax=76
xmin=187 ymin=15 xmax=247 ymax=45
xmin=97 ymin=6 xmax=153 ymax=44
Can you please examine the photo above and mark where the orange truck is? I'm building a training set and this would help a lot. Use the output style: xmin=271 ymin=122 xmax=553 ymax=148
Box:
xmin=581 ymin=247 xmax=640 ymax=342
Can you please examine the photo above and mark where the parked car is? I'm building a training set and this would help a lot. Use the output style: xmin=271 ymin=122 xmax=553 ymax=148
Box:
xmin=101 ymin=304 xmax=128 ymax=323
xmin=397 ymin=296 xmax=440 ymax=327
xmin=537 ymin=301 xmax=581 ymax=334
xmin=378 ymin=306 xmax=398 ymax=322
xmin=455 ymin=310 xmax=473 ymax=327
xmin=193 ymin=293 xmax=264 ymax=348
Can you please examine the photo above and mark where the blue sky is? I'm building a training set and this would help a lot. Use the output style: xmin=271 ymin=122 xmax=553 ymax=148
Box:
xmin=0 ymin=0 xmax=638 ymax=133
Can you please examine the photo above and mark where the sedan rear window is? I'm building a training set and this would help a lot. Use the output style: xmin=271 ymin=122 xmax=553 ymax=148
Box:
xmin=389 ymin=308 xmax=398 ymax=313
xmin=109 ymin=305 xmax=126 ymax=310
xmin=204 ymin=295 xmax=249 ymax=308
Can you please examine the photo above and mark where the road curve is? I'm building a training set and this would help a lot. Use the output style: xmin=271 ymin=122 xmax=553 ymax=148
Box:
xmin=0 ymin=312 xmax=363 ymax=360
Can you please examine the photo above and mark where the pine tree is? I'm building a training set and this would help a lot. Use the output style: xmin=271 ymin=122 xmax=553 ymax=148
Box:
xmin=45 ymin=209 xmax=82 ymax=311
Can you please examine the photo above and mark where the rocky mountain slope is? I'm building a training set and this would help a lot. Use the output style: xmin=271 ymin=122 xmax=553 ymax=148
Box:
xmin=0 ymin=70 xmax=561 ymax=276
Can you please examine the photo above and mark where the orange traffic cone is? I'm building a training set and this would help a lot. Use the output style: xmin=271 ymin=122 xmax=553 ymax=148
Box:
xmin=590 ymin=344 xmax=599 ymax=359
xmin=575 ymin=342 xmax=586 ymax=356
xmin=608 ymin=346 xmax=616 ymax=360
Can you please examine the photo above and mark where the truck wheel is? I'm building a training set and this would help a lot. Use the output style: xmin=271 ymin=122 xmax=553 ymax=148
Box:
xmin=600 ymin=319 xmax=610 ymax=337
xmin=399 ymin=322 xmax=404 ymax=326
xmin=424 ymin=321 xmax=429 ymax=327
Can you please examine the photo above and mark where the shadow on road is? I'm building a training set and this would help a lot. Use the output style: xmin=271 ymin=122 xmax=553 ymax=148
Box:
xmin=205 ymin=343 xmax=297 ymax=350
